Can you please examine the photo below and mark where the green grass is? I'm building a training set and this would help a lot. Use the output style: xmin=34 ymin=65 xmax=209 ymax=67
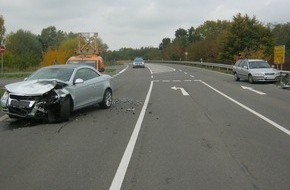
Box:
xmin=0 ymin=72 xmax=31 ymax=78
xmin=0 ymin=88 xmax=3 ymax=96
xmin=104 ymin=68 xmax=116 ymax=73
xmin=0 ymin=88 xmax=3 ymax=111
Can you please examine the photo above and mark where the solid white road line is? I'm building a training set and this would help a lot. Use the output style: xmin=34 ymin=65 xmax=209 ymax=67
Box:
xmin=147 ymin=65 xmax=153 ymax=75
xmin=199 ymin=80 xmax=290 ymax=136
xmin=0 ymin=115 xmax=9 ymax=122
xmin=109 ymin=81 xmax=154 ymax=190
xmin=119 ymin=65 xmax=128 ymax=74
xmin=112 ymin=65 xmax=129 ymax=78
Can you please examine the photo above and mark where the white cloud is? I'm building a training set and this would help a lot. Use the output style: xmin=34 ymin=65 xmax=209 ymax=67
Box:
xmin=0 ymin=0 xmax=289 ymax=50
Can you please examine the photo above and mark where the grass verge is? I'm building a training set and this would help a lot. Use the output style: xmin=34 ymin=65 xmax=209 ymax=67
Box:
xmin=0 ymin=72 xmax=31 ymax=78
xmin=0 ymin=88 xmax=3 ymax=111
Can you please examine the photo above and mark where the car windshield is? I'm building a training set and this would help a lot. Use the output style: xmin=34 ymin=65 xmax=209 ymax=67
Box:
xmin=249 ymin=61 xmax=271 ymax=69
xmin=27 ymin=67 xmax=74 ymax=82
xmin=67 ymin=60 xmax=96 ymax=68
xmin=134 ymin=58 xmax=143 ymax=62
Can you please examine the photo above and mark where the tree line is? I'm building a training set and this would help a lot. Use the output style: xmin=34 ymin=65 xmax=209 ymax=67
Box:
xmin=1 ymin=13 xmax=290 ymax=71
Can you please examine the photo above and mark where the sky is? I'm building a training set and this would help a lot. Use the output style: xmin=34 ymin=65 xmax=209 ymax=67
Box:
xmin=0 ymin=0 xmax=289 ymax=51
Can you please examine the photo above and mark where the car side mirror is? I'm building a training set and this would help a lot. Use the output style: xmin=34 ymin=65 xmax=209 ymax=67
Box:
xmin=74 ymin=78 xmax=84 ymax=84
xmin=243 ymin=66 xmax=248 ymax=69
xmin=99 ymin=67 xmax=105 ymax=73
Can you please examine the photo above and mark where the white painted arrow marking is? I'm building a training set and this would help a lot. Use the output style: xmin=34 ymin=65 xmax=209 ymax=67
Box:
xmin=171 ymin=86 xmax=189 ymax=96
xmin=241 ymin=86 xmax=266 ymax=95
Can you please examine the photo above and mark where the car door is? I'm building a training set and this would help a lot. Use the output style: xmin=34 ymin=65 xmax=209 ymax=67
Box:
xmin=234 ymin=60 xmax=243 ymax=78
xmin=72 ymin=68 xmax=101 ymax=109
xmin=85 ymin=68 xmax=104 ymax=103
xmin=238 ymin=60 xmax=249 ymax=79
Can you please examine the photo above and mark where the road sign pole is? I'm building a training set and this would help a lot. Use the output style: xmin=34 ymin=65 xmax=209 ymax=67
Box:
xmin=280 ymin=61 xmax=283 ymax=70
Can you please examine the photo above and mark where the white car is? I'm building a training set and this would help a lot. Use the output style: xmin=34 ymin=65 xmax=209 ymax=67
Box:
xmin=233 ymin=59 xmax=280 ymax=83
xmin=133 ymin=57 xmax=145 ymax=68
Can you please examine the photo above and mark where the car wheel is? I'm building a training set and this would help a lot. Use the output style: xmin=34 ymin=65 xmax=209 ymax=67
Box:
xmin=59 ymin=96 xmax=71 ymax=122
xmin=234 ymin=73 xmax=240 ymax=81
xmin=100 ymin=89 xmax=112 ymax=109
xmin=8 ymin=115 xmax=20 ymax=119
xmin=47 ymin=109 xmax=56 ymax=123
xmin=248 ymin=75 xmax=254 ymax=83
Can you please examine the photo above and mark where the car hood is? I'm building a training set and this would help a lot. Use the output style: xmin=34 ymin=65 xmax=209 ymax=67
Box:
xmin=5 ymin=79 xmax=68 ymax=95
xmin=250 ymin=68 xmax=279 ymax=73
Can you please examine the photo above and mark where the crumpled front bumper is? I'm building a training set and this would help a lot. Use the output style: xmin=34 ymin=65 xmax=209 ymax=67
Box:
xmin=1 ymin=92 xmax=59 ymax=119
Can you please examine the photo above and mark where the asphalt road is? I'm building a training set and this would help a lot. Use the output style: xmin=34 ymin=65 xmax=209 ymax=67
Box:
xmin=1 ymin=63 xmax=290 ymax=190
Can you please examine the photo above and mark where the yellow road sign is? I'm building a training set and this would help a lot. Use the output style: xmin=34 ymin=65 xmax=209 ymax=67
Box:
xmin=274 ymin=45 xmax=285 ymax=64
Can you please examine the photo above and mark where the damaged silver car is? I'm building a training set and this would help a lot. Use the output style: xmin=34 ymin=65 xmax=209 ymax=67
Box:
xmin=1 ymin=65 xmax=113 ymax=122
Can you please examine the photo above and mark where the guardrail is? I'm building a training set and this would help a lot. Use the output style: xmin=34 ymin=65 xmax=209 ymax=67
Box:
xmin=146 ymin=60 xmax=290 ymax=89
xmin=146 ymin=60 xmax=234 ymax=72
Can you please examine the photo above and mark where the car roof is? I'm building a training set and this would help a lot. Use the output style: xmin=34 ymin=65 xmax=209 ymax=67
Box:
xmin=245 ymin=59 xmax=265 ymax=62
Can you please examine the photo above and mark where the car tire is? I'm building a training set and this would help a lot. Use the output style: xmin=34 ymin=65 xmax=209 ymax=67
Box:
xmin=248 ymin=75 xmax=254 ymax=84
xmin=47 ymin=109 xmax=56 ymax=123
xmin=59 ymin=96 xmax=71 ymax=122
xmin=8 ymin=115 xmax=20 ymax=119
xmin=100 ymin=89 xmax=112 ymax=109
xmin=234 ymin=73 xmax=240 ymax=81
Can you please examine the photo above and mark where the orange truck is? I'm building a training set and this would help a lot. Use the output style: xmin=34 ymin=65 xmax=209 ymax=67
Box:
xmin=66 ymin=32 xmax=105 ymax=72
